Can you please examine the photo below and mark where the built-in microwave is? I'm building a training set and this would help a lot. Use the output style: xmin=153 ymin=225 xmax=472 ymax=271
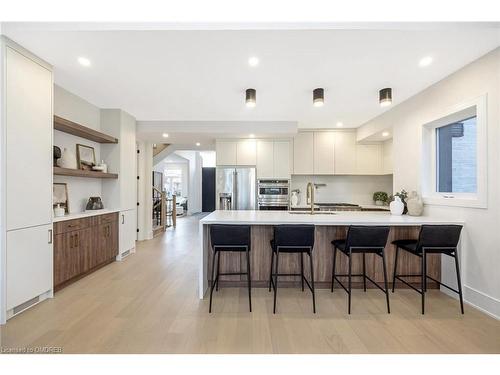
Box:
xmin=257 ymin=179 xmax=290 ymax=210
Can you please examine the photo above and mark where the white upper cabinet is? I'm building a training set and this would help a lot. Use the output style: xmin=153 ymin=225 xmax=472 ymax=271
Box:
xmin=382 ymin=139 xmax=393 ymax=174
xmin=256 ymin=140 xmax=274 ymax=178
xmin=5 ymin=46 xmax=53 ymax=230
xmin=273 ymin=141 xmax=292 ymax=179
xmin=293 ymin=132 xmax=314 ymax=175
xmin=334 ymin=131 xmax=357 ymax=174
xmin=216 ymin=141 xmax=237 ymax=165
xmin=236 ymin=139 xmax=257 ymax=165
xmin=313 ymin=132 xmax=335 ymax=175
xmin=356 ymin=144 xmax=382 ymax=175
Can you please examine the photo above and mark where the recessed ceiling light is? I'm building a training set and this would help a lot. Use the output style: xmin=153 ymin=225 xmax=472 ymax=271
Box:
xmin=78 ymin=57 xmax=91 ymax=67
xmin=382 ymin=131 xmax=390 ymax=137
xmin=196 ymin=142 xmax=201 ymax=146
xmin=248 ymin=56 xmax=259 ymax=67
xmin=249 ymin=134 xmax=255 ymax=138
xmin=162 ymin=133 xmax=169 ymax=138
xmin=419 ymin=56 xmax=433 ymax=67
xmin=336 ymin=122 xmax=344 ymax=127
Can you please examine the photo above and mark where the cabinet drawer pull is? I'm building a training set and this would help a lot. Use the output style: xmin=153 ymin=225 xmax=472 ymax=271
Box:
xmin=48 ymin=229 xmax=53 ymax=244
xmin=122 ymin=214 xmax=125 ymax=224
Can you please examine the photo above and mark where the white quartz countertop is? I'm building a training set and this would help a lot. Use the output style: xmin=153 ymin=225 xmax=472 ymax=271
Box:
xmin=291 ymin=204 xmax=390 ymax=211
xmin=200 ymin=210 xmax=464 ymax=226
xmin=53 ymin=208 xmax=121 ymax=222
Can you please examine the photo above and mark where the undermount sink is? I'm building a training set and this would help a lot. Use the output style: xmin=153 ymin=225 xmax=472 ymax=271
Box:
xmin=288 ymin=211 xmax=336 ymax=215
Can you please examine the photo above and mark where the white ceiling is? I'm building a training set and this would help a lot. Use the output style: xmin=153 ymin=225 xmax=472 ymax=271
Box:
xmin=3 ymin=23 xmax=500 ymax=131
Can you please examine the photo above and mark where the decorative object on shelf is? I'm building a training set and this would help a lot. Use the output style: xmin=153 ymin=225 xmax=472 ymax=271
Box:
xmin=86 ymin=196 xmax=104 ymax=210
xmin=76 ymin=144 xmax=96 ymax=171
xmin=390 ymin=189 xmax=408 ymax=214
xmin=291 ymin=189 xmax=300 ymax=207
xmin=53 ymin=203 xmax=65 ymax=217
xmin=406 ymin=190 xmax=424 ymax=216
xmin=53 ymin=145 xmax=61 ymax=166
xmin=53 ymin=183 xmax=69 ymax=214
xmin=92 ymin=160 xmax=108 ymax=173
xmin=372 ymin=191 xmax=388 ymax=206
xmin=57 ymin=147 xmax=77 ymax=169
xmin=389 ymin=196 xmax=404 ymax=215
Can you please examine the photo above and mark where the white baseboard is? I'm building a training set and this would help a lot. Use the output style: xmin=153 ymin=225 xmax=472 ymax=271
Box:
xmin=441 ymin=284 xmax=500 ymax=320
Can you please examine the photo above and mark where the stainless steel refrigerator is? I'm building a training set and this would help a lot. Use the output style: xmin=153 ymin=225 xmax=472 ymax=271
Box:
xmin=216 ymin=167 xmax=256 ymax=210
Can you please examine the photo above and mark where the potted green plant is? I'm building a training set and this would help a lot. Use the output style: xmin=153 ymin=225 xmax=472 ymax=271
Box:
xmin=373 ymin=191 xmax=388 ymax=206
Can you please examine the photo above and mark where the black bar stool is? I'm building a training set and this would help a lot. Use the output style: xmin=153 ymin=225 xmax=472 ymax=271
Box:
xmin=209 ymin=225 xmax=251 ymax=313
xmin=392 ymin=224 xmax=464 ymax=314
xmin=331 ymin=226 xmax=391 ymax=314
xmin=269 ymin=224 xmax=316 ymax=314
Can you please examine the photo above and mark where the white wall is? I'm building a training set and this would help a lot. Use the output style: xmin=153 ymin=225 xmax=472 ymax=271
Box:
xmin=291 ymin=175 xmax=393 ymax=206
xmin=53 ymin=85 xmax=102 ymax=213
xmin=358 ymin=48 xmax=500 ymax=318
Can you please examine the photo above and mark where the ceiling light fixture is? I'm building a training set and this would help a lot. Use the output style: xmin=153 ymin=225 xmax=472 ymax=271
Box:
xmin=382 ymin=131 xmax=390 ymax=137
xmin=196 ymin=142 xmax=201 ymax=146
xmin=162 ymin=133 xmax=169 ymax=138
xmin=313 ymin=88 xmax=324 ymax=107
xmin=379 ymin=88 xmax=392 ymax=107
xmin=248 ymin=56 xmax=259 ymax=67
xmin=249 ymin=134 xmax=255 ymax=138
xmin=336 ymin=122 xmax=344 ymax=127
xmin=245 ymin=88 xmax=256 ymax=107
xmin=78 ymin=57 xmax=91 ymax=67
xmin=419 ymin=56 xmax=433 ymax=67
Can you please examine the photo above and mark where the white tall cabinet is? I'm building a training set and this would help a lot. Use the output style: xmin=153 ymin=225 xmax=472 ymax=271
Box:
xmin=101 ymin=110 xmax=137 ymax=260
xmin=1 ymin=38 xmax=54 ymax=322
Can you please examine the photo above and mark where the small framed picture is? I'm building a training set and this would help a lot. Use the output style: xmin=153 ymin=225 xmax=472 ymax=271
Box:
xmin=76 ymin=144 xmax=96 ymax=170
xmin=53 ymin=183 xmax=69 ymax=213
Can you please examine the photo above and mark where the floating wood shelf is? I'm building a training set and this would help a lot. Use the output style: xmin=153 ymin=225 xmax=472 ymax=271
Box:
xmin=54 ymin=167 xmax=118 ymax=179
xmin=54 ymin=115 xmax=118 ymax=144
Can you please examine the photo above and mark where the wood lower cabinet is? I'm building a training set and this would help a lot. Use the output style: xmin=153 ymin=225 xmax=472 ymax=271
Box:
xmin=54 ymin=213 xmax=119 ymax=290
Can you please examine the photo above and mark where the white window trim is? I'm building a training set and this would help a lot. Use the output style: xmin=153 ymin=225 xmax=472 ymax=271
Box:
xmin=421 ymin=94 xmax=488 ymax=209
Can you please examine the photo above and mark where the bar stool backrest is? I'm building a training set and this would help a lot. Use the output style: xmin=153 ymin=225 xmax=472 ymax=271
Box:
xmin=274 ymin=224 xmax=315 ymax=248
xmin=210 ymin=225 xmax=251 ymax=248
xmin=416 ymin=225 xmax=463 ymax=251
xmin=345 ymin=225 xmax=390 ymax=250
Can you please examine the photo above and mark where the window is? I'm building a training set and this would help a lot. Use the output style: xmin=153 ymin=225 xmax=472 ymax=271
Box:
xmin=422 ymin=95 xmax=487 ymax=208
xmin=436 ymin=116 xmax=477 ymax=193
xmin=165 ymin=169 xmax=183 ymax=197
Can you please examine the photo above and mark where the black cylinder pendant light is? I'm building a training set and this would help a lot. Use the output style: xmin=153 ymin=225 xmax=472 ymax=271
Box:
xmin=313 ymin=88 xmax=324 ymax=107
xmin=245 ymin=88 xmax=256 ymax=107
xmin=379 ymin=88 xmax=392 ymax=107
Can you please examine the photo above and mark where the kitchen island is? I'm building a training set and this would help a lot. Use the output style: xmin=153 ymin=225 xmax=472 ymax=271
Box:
xmin=198 ymin=210 xmax=464 ymax=298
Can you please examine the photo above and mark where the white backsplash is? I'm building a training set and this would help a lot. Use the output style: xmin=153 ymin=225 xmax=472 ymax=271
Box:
xmin=290 ymin=175 xmax=393 ymax=206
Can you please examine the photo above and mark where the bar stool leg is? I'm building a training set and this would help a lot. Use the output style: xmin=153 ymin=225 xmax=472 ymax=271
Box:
xmin=348 ymin=249 xmax=352 ymax=314
xmin=216 ymin=250 xmax=221 ymax=291
xmin=245 ymin=246 xmax=252 ymax=312
xmin=454 ymin=250 xmax=465 ymax=314
xmin=300 ymin=252 xmax=304 ymax=292
xmin=381 ymin=249 xmax=390 ymax=314
xmin=273 ymin=249 xmax=280 ymax=314
xmin=362 ymin=253 xmax=367 ymax=292
xmin=392 ymin=246 xmax=399 ymax=293
xmin=268 ymin=251 xmax=274 ymax=292
xmin=421 ymin=250 xmax=426 ymax=315
xmin=309 ymin=250 xmax=316 ymax=314
xmin=209 ymin=249 xmax=218 ymax=313
xmin=331 ymin=246 xmax=337 ymax=292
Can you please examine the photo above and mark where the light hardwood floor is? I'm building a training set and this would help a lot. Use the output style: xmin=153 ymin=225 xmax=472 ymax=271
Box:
xmin=1 ymin=214 xmax=499 ymax=354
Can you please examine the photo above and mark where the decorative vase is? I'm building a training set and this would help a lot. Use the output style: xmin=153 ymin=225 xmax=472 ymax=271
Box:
xmin=407 ymin=191 xmax=424 ymax=216
xmin=290 ymin=191 xmax=299 ymax=207
xmin=54 ymin=204 xmax=65 ymax=217
xmin=375 ymin=200 xmax=384 ymax=206
xmin=57 ymin=147 xmax=77 ymax=169
xmin=390 ymin=196 xmax=404 ymax=215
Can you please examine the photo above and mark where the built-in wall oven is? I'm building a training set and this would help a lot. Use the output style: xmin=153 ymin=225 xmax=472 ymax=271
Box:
xmin=257 ymin=179 xmax=290 ymax=210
